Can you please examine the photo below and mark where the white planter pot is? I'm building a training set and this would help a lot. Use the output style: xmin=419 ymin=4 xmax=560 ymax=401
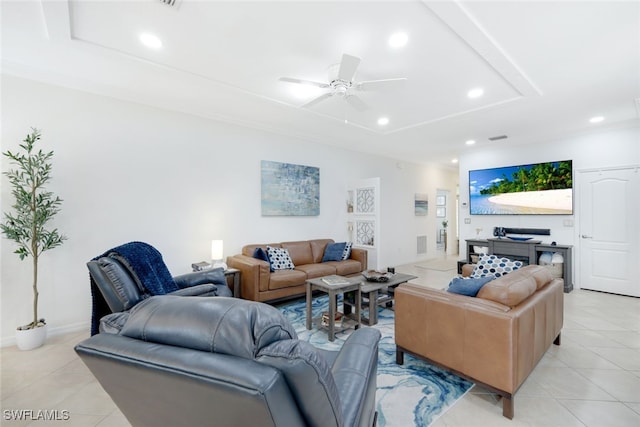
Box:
xmin=15 ymin=324 xmax=47 ymax=351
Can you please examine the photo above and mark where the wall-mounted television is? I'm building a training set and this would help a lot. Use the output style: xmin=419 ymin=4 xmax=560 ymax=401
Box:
xmin=469 ymin=160 xmax=573 ymax=215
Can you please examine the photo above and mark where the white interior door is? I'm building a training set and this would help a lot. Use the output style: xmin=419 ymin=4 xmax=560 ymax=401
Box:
xmin=578 ymin=167 xmax=640 ymax=296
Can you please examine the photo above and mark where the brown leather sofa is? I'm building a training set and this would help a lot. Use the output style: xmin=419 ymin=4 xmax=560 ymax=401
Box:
xmin=227 ymin=239 xmax=367 ymax=302
xmin=394 ymin=264 xmax=563 ymax=419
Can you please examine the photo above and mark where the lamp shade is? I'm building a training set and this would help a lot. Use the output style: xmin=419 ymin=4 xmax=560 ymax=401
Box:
xmin=211 ymin=240 xmax=224 ymax=260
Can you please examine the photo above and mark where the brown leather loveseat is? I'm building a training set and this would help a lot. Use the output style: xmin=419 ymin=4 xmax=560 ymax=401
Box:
xmin=394 ymin=264 xmax=563 ymax=419
xmin=227 ymin=239 xmax=367 ymax=302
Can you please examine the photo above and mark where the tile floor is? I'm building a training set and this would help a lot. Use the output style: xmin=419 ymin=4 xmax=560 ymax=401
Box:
xmin=1 ymin=260 xmax=639 ymax=426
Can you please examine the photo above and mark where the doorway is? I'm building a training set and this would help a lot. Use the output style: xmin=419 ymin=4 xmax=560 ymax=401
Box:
xmin=436 ymin=189 xmax=450 ymax=254
xmin=577 ymin=167 xmax=640 ymax=297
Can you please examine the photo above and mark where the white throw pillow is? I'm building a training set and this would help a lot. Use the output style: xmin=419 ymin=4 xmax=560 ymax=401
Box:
xmin=266 ymin=246 xmax=295 ymax=270
xmin=471 ymin=253 xmax=523 ymax=279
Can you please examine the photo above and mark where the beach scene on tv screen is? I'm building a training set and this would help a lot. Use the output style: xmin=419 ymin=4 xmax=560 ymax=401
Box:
xmin=469 ymin=160 xmax=573 ymax=215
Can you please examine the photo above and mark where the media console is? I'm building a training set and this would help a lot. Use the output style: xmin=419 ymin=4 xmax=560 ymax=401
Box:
xmin=463 ymin=238 xmax=573 ymax=293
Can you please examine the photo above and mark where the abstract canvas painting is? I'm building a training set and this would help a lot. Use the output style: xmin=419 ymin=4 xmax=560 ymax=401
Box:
xmin=261 ymin=160 xmax=320 ymax=216
xmin=415 ymin=193 xmax=428 ymax=216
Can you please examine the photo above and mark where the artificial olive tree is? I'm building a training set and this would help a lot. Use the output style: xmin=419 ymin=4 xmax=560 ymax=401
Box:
xmin=1 ymin=128 xmax=66 ymax=330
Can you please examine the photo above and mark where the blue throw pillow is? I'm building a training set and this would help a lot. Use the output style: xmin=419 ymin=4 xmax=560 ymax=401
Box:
xmin=253 ymin=247 xmax=273 ymax=272
xmin=447 ymin=276 xmax=495 ymax=297
xmin=322 ymin=242 xmax=347 ymax=262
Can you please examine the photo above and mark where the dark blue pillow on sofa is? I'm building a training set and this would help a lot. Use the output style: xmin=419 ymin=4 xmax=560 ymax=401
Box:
xmin=322 ymin=242 xmax=347 ymax=262
xmin=253 ymin=247 xmax=274 ymax=272
xmin=447 ymin=276 xmax=494 ymax=297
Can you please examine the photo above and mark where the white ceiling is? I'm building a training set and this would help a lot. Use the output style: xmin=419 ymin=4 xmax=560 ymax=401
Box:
xmin=2 ymin=0 xmax=639 ymax=166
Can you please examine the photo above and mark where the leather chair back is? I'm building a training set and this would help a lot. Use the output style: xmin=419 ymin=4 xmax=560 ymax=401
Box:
xmin=76 ymin=296 xmax=356 ymax=427
xmin=88 ymin=257 xmax=144 ymax=313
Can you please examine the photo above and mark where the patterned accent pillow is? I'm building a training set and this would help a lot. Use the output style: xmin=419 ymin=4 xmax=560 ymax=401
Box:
xmin=471 ymin=253 xmax=523 ymax=279
xmin=266 ymin=246 xmax=295 ymax=270
xmin=342 ymin=242 xmax=353 ymax=260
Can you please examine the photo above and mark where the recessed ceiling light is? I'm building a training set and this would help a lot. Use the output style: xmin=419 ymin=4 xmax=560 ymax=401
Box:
xmin=377 ymin=117 xmax=389 ymax=126
xmin=467 ymin=88 xmax=484 ymax=99
xmin=589 ymin=116 xmax=604 ymax=123
xmin=452 ymin=158 xmax=459 ymax=164
xmin=465 ymin=140 xmax=476 ymax=146
xmin=139 ymin=33 xmax=163 ymax=49
xmin=388 ymin=32 xmax=408 ymax=48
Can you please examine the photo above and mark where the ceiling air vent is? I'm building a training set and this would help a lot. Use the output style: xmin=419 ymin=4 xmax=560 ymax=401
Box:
xmin=488 ymin=135 xmax=508 ymax=141
xmin=159 ymin=0 xmax=182 ymax=7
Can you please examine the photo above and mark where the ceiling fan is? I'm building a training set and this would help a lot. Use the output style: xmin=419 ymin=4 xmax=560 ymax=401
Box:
xmin=279 ymin=54 xmax=407 ymax=111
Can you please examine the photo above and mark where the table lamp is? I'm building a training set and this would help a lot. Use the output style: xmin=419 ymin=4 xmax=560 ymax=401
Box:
xmin=211 ymin=239 xmax=227 ymax=270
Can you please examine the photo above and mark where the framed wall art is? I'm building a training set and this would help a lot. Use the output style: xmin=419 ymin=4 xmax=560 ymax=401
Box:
xmin=261 ymin=160 xmax=320 ymax=216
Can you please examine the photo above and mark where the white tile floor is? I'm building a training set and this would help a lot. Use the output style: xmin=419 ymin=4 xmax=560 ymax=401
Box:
xmin=1 ymin=260 xmax=639 ymax=426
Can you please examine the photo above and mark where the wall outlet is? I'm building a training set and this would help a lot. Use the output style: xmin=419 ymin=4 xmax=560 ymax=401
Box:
xmin=464 ymin=218 xmax=471 ymax=224
xmin=563 ymin=219 xmax=574 ymax=227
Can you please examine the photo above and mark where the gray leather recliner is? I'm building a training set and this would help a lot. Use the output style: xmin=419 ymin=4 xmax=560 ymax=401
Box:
xmin=75 ymin=296 xmax=381 ymax=427
xmin=88 ymin=254 xmax=232 ymax=335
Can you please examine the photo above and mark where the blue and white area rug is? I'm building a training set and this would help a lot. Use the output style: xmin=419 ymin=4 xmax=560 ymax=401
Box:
xmin=277 ymin=296 xmax=474 ymax=427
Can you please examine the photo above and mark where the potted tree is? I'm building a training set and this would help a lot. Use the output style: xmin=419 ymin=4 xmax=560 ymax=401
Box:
xmin=1 ymin=128 xmax=66 ymax=350
xmin=441 ymin=220 xmax=449 ymax=253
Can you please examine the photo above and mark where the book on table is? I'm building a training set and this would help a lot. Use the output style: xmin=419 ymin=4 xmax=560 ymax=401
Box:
xmin=321 ymin=275 xmax=350 ymax=285
xmin=321 ymin=311 xmax=344 ymax=327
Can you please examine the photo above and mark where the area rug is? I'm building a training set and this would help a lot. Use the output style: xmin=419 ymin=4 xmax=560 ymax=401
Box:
xmin=415 ymin=258 xmax=458 ymax=271
xmin=277 ymin=296 xmax=474 ymax=427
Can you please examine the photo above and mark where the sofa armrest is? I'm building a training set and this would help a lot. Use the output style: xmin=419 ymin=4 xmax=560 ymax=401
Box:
xmin=331 ymin=327 xmax=381 ymax=427
xmin=173 ymin=268 xmax=226 ymax=288
xmin=227 ymin=254 xmax=271 ymax=301
xmin=349 ymin=247 xmax=368 ymax=271
xmin=170 ymin=284 xmax=218 ymax=297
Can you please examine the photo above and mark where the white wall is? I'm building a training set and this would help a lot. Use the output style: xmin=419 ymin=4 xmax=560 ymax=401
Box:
xmin=0 ymin=75 xmax=456 ymax=345
xmin=458 ymin=124 xmax=640 ymax=267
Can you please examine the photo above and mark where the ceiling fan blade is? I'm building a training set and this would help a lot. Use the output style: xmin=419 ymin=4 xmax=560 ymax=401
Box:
xmin=279 ymin=77 xmax=330 ymax=88
xmin=356 ymin=78 xmax=407 ymax=91
xmin=345 ymin=94 xmax=367 ymax=112
xmin=301 ymin=92 xmax=333 ymax=108
xmin=337 ymin=54 xmax=361 ymax=82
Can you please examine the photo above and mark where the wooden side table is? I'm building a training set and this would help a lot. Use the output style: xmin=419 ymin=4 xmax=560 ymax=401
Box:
xmin=305 ymin=276 xmax=361 ymax=342
xmin=225 ymin=268 xmax=241 ymax=298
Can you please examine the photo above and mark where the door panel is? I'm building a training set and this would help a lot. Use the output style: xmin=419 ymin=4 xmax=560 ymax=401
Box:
xmin=578 ymin=168 xmax=640 ymax=296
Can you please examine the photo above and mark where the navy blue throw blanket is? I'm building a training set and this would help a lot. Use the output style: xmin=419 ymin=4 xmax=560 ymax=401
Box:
xmin=90 ymin=241 xmax=179 ymax=335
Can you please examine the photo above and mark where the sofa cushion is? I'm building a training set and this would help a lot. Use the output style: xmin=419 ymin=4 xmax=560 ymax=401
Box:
xmin=476 ymin=265 xmax=539 ymax=307
xmin=269 ymin=269 xmax=308 ymax=290
xmin=281 ymin=241 xmax=314 ymax=266
xmin=296 ymin=263 xmax=336 ymax=279
xmin=527 ymin=264 xmax=555 ymax=290
xmin=447 ymin=276 xmax=495 ymax=297
xmin=322 ymin=242 xmax=347 ymax=262
xmin=471 ymin=254 xmax=523 ymax=279
xmin=267 ymin=246 xmax=295 ymax=270
xmin=326 ymin=259 xmax=363 ymax=276
xmin=310 ymin=239 xmax=334 ymax=263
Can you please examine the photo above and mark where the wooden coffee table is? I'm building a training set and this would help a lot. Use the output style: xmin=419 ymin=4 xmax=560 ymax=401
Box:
xmin=305 ymin=275 xmax=362 ymax=341
xmin=344 ymin=272 xmax=417 ymax=325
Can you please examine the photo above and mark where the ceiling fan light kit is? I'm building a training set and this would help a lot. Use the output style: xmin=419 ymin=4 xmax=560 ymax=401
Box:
xmin=279 ymin=53 xmax=407 ymax=116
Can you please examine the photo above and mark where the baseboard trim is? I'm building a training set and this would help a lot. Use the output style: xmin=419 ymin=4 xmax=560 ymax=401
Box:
xmin=1 ymin=321 xmax=88 ymax=348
